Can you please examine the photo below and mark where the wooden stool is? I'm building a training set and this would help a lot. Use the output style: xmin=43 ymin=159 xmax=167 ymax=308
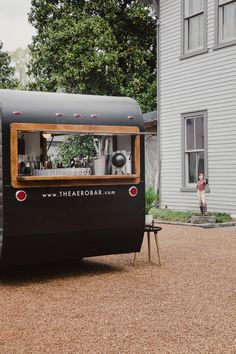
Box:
xmin=133 ymin=225 xmax=162 ymax=266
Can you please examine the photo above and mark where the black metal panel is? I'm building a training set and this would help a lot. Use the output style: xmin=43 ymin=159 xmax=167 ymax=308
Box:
xmin=0 ymin=184 xmax=145 ymax=266
xmin=0 ymin=119 xmax=3 ymax=257
xmin=0 ymin=89 xmax=145 ymax=266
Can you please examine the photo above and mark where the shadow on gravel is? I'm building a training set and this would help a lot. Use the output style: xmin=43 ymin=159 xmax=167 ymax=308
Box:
xmin=0 ymin=258 xmax=124 ymax=286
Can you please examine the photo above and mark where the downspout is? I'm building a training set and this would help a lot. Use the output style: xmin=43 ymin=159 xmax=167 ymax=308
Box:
xmin=139 ymin=0 xmax=161 ymax=200
xmin=153 ymin=0 xmax=161 ymax=207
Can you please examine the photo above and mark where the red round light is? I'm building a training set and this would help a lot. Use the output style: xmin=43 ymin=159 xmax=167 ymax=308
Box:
xmin=129 ymin=186 xmax=138 ymax=197
xmin=16 ymin=190 xmax=27 ymax=202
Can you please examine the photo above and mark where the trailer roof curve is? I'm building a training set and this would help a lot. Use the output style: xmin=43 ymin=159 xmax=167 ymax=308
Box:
xmin=0 ymin=89 xmax=143 ymax=129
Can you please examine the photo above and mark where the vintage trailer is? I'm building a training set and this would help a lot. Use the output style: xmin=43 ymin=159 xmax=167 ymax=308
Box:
xmin=0 ymin=89 xmax=145 ymax=266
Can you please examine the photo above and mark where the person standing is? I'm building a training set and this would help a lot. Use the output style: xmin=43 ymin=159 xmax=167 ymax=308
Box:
xmin=197 ymin=173 xmax=208 ymax=214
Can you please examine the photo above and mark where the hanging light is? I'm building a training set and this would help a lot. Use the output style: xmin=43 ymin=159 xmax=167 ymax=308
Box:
xmin=42 ymin=133 xmax=52 ymax=139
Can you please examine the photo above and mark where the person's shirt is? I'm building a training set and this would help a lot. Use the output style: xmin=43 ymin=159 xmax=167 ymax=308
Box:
xmin=197 ymin=179 xmax=206 ymax=192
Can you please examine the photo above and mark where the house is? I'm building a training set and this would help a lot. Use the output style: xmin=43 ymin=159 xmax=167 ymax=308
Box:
xmin=141 ymin=0 xmax=236 ymax=216
xmin=143 ymin=111 xmax=158 ymax=188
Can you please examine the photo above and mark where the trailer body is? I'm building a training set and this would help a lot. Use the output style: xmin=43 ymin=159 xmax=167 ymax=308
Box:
xmin=0 ymin=90 xmax=145 ymax=266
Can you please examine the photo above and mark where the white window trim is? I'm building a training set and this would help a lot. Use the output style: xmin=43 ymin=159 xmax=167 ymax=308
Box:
xmin=214 ymin=0 xmax=236 ymax=49
xmin=180 ymin=0 xmax=208 ymax=59
xmin=181 ymin=110 xmax=208 ymax=192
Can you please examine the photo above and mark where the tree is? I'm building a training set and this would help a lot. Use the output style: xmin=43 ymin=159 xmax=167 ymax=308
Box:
xmin=55 ymin=134 xmax=96 ymax=167
xmin=0 ymin=41 xmax=18 ymax=89
xmin=11 ymin=48 xmax=32 ymax=89
xmin=28 ymin=0 xmax=156 ymax=112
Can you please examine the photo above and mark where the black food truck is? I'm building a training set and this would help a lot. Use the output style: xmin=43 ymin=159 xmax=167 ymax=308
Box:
xmin=0 ymin=89 xmax=145 ymax=266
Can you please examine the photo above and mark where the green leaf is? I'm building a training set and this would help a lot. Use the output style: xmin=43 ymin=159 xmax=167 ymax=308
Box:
xmin=27 ymin=0 xmax=157 ymax=112
xmin=0 ymin=41 xmax=18 ymax=89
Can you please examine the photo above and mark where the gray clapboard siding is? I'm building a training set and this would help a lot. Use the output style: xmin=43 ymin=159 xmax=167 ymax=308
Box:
xmin=159 ymin=0 xmax=236 ymax=215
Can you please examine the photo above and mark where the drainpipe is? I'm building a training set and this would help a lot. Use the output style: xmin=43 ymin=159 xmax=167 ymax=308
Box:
xmin=153 ymin=1 xmax=161 ymax=206
xmin=157 ymin=3 xmax=161 ymax=207
xmin=139 ymin=0 xmax=161 ymax=202
xmin=152 ymin=0 xmax=159 ymax=13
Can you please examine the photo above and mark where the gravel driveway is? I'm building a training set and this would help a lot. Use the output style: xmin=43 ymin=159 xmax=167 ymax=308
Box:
xmin=0 ymin=225 xmax=236 ymax=354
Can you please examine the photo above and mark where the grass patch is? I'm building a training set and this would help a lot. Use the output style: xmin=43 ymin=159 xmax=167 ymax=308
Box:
xmin=152 ymin=209 xmax=193 ymax=223
xmin=211 ymin=212 xmax=232 ymax=223
xmin=152 ymin=208 xmax=232 ymax=224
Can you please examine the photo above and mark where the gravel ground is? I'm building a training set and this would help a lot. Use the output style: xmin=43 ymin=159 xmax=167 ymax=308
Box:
xmin=0 ymin=225 xmax=236 ymax=354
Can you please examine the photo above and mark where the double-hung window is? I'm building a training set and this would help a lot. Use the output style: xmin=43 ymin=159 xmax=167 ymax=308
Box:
xmin=217 ymin=0 xmax=236 ymax=45
xmin=182 ymin=111 xmax=207 ymax=188
xmin=182 ymin=0 xmax=207 ymax=56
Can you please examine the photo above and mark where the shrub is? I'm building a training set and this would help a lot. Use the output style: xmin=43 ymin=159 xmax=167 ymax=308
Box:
xmin=210 ymin=212 xmax=232 ymax=223
xmin=145 ymin=187 xmax=159 ymax=214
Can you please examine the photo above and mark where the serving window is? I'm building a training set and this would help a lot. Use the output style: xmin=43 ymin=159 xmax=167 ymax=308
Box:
xmin=11 ymin=123 xmax=140 ymax=187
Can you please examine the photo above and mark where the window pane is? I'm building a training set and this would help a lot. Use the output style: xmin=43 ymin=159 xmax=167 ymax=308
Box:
xmin=195 ymin=116 xmax=204 ymax=149
xmin=197 ymin=151 xmax=205 ymax=177
xmin=184 ymin=20 xmax=189 ymax=50
xmin=185 ymin=0 xmax=204 ymax=17
xmin=188 ymin=13 xmax=204 ymax=50
xmin=220 ymin=2 xmax=236 ymax=42
xmin=186 ymin=118 xmax=194 ymax=150
xmin=17 ymin=131 xmax=134 ymax=177
xmin=188 ymin=152 xmax=197 ymax=183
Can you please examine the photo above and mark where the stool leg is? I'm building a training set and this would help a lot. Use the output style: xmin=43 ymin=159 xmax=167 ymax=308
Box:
xmin=154 ymin=232 xmax=161 ymax=266
xmin=147 ymin=231 xmax=151 ymax=263
xmin=133 ymin=252 xmax=137 ymax=266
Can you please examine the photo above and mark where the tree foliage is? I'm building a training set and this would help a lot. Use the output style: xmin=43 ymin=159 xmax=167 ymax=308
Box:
xmin=55 ymin=134 xmax=96 ymax=167
xmin=11 ymin=48 xmax=32 ymax=89
xmin=28 ymin=0 xmax=156 ymax=112
xmin=0 ymin=41 xmax=18 ymax=89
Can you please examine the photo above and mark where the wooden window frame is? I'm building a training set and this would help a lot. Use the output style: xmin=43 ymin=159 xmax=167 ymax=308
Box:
xmin=11 ymin=123 xmax=141 ymax=188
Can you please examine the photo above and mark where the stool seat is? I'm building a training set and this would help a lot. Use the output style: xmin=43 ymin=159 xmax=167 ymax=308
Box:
xmin=133 ymin=224 xmax=162 ymax=266
xmin=144 ymin=225 xmax=162 ymax=233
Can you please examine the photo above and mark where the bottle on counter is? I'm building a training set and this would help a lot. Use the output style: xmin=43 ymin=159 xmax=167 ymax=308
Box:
xmin=23 ymin=156 xmax=31 ymax=175
xmin=35 ymin=155 xmax=40 ymax=169
xmin=30 ymin=155 xmax=36 ymax=174
xmin=44 ymin=156 xmax=52 ymax=169
xmin=18 ymin=155 xmax=25 ymax=175
xmin=57 ymin=162 xmax=63 ymax=168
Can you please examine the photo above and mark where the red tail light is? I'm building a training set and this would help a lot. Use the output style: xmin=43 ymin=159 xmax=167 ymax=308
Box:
xmin=16 ymin=190 xmax=27 ymax=202
xmin=129 ymin=186 xmax=138 ymax=197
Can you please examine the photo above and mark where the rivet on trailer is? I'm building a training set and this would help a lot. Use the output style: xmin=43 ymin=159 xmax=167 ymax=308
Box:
xmin=0 ymin=89 xmax=146 ymax=267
